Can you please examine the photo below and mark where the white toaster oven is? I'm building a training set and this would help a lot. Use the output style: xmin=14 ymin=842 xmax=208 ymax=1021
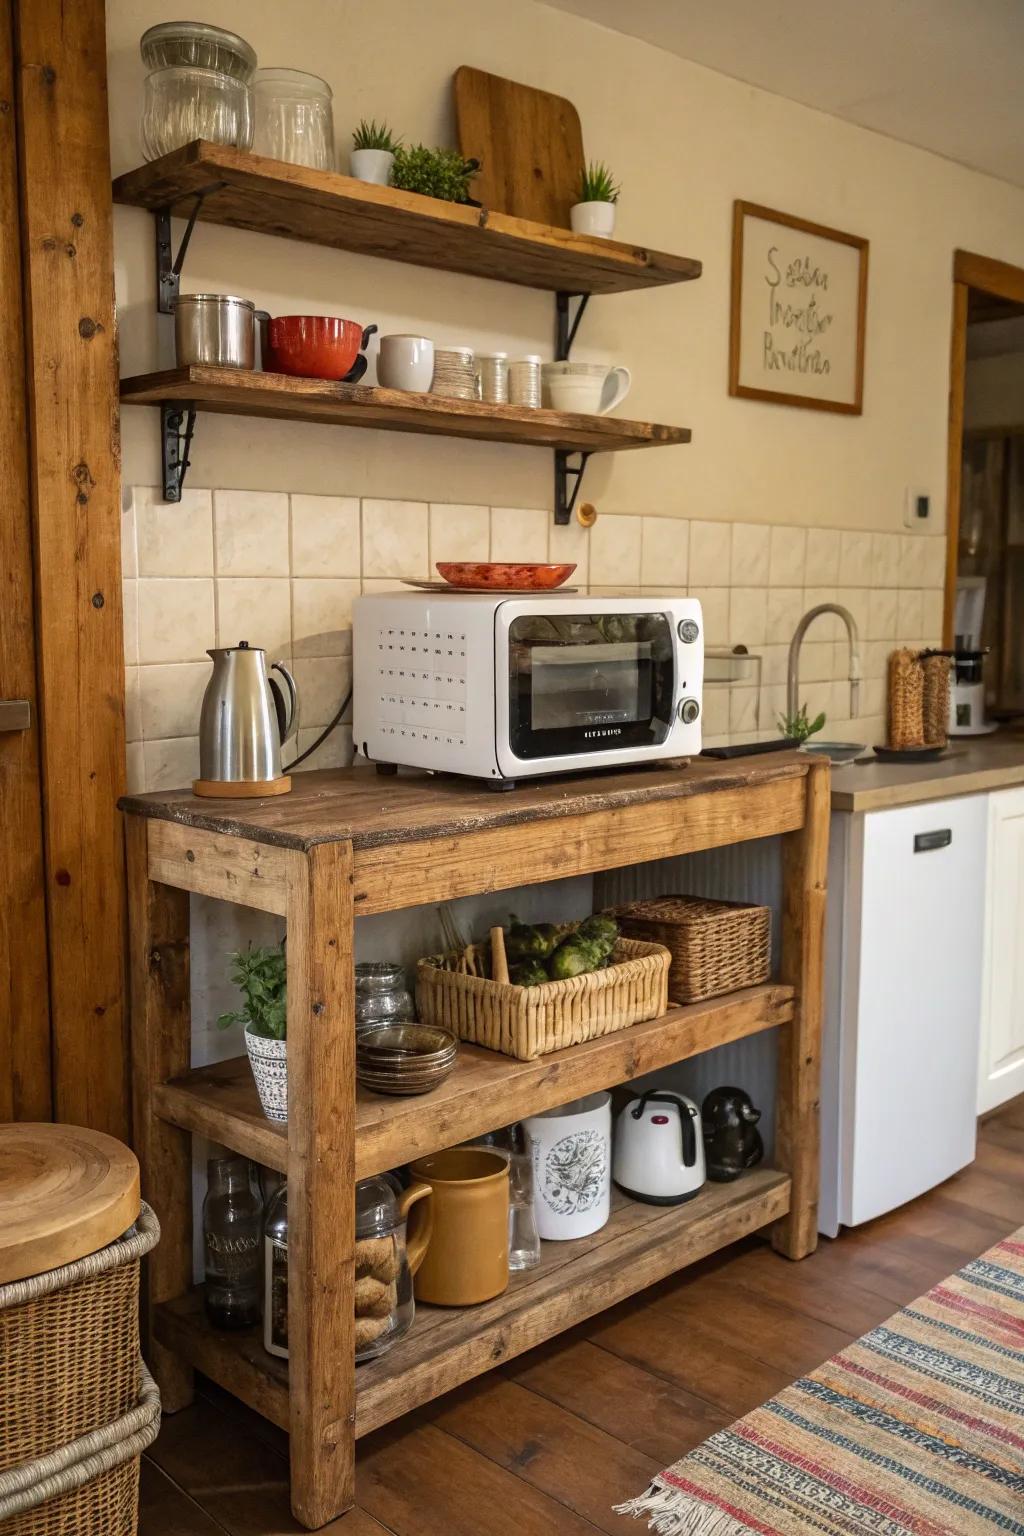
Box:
xmin=352 ymin=592 xmax=703 ymax=788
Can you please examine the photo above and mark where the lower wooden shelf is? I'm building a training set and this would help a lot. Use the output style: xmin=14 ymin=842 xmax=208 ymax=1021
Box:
xmin=154 ymin=983 xmax=793 ymax=1179
xmin=155 ymin=1167 xmax=790 ymax=1438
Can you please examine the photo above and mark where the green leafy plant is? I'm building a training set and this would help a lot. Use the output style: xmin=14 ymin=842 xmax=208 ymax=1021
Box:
xmin=217 ymin=942 xmax=287 ymax=1040
xmin=777 ymin=704 xmax=826 ymax=744
xmin=352 ymin=118 xmax=400 ymax=152
xmin=389 ymin=144 xmax=480 ymax=203
xmin=578 ymin=160 xmax=620 ymax=204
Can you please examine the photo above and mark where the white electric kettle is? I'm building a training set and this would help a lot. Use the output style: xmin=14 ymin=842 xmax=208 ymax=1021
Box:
xmin=612 ymin=1089 xmax=705 ymax=1205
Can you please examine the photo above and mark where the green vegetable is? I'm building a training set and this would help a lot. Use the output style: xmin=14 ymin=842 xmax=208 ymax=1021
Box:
xmin=506 ymin=917 xmax=577 ymax=960
xmin=510 ymin=959 xmax=549 ymax=988
xmin=578 ymin=160 xmax=620 ymax=204
xmin=777 ymin=704 xmax=826 ymax=744
xmin=548 ymin=938 xmax=606 ymax=980
xmin=217 ymin=942 xmax=287 ymax=1040
xmin=352 ymin=118 xmax=400 ymax=152
xmin=576 ymin=914 xmax=619 ymax=954
xmin=389 ymin=144 xmax=480 ymax=203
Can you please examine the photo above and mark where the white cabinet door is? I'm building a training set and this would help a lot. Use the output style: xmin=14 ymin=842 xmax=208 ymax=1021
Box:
xmin=844 ymin=795 xmax=987 ymax=1227
xmin=978 ymin=786 xmax=1024 ymax=1113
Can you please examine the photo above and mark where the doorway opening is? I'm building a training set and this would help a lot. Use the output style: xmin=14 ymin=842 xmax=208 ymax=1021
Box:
xmin=945 ymin=251 xmax=1024 ymax=734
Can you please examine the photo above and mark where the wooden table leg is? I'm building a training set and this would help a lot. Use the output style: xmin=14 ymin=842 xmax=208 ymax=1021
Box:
xmin=126 ymin=817 xmax=194 ymax=1409
xmin=773 ymin=758 xmax=829 ymax=1260
xmin=285 ymin=841 xmax=356 ymax=1528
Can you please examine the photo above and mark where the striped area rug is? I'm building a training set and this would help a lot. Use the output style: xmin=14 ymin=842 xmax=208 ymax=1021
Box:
xmin=617 ymin=1229 xmax=1024 ymax=1535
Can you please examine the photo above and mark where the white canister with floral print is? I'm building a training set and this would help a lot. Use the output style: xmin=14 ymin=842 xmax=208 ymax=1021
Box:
xmin=523 ymin=1091 xmax=611 ymax=1241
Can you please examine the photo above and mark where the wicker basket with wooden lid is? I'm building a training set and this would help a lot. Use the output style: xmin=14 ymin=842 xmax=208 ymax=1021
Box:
xmin=607 ymin=895 xmax=771 ymax=1004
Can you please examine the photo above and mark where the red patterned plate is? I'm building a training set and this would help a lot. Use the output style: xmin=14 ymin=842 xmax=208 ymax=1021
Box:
xmin=436 ymin=562 xmax=576 ymax=590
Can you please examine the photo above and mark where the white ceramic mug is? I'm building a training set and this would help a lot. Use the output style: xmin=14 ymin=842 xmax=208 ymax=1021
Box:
xmin=524 ymin=1091 xmax=611 ymax=1240
xmin=543 ymin=362 xmax=631 ymax=415
xmin=377 ymin=334 xmax=435 ymax=392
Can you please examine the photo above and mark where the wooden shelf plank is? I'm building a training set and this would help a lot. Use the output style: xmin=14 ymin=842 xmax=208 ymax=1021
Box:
xmin=154 ymin=1168 xmax=790 ymax=1438
xmin=119 ymin=365 xmax=691 ymax=454
xmin=154 ymin=983 xmax=793 ymax=1179
xmin=112 ymin=141 xmax=702 ymax=296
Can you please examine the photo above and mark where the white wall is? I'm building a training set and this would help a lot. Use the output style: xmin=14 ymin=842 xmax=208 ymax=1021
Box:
xmin=109 ymin=0 xmax=1024 ymax=531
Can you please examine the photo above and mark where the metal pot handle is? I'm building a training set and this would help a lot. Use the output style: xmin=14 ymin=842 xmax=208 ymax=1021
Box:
xmin=268 ymin=661 xmax=299 ymax=745
xmin=254 ymin=309 xmax=271 ymax=372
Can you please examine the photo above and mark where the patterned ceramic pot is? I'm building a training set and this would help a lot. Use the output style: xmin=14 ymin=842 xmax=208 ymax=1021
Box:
xmin=245 ymin=1026 xmax=287 ymax=1122
xmin=524 ymin=1091 xmax=611 ymax=1240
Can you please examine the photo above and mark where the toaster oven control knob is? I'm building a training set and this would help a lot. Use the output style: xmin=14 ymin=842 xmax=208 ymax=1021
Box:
xmin=678 ymin=698 xmax=700 ymax=725
xmin=677 ymin=618 xmax=700 ymax=644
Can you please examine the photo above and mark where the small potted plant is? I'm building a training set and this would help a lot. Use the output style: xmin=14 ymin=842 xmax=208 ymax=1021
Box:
xmin=777 ymin=704 xmax=826 ymax=745
xmin=350 ymin=119 xmax=400 ymax=186
xmin=571 ymin=161 xmax=620 ymax=238
xmin=389 ymin=143 xmax=480 ymax=204
xmin=218 ymin=942 xmax=288 ymax=1123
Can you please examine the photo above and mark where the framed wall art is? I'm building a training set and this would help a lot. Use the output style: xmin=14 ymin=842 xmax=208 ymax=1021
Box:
xmin=729 ymin=200 xmax=869 ymax=414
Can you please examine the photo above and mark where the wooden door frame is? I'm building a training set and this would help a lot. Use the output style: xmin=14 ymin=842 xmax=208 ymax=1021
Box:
xmin=12 ymin=0 xmax=128 ymax=1137
xmin=944 ymin=249 xmax=1024 ymax=644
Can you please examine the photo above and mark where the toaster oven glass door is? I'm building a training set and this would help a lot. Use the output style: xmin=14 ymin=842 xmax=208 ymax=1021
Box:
xmin=508 ymin=612 xmax=675 ymax=759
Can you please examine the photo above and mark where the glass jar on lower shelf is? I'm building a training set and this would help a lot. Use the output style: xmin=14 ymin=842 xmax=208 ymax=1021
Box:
xmin=355 ymin=961 xmax=415 ymax=1029
xmin=203 ymin=1155 xmax=263 ymax=1330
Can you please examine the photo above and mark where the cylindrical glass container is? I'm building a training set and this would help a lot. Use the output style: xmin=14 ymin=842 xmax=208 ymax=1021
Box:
xmin=355 ymin=1174 xmax=431 ymax=1363
xmin=253 ymin=68 xmax=335 ymax=170
xmin=477 ymin=353 xmax=509 ymax=404
xmin=263 ymin=1183 xmax=289 ymax=1359
xmin=142 ymin=65 xmax=253 ymax=161
xmin=355 ymin=961 xmax=415 ymax=1028
xmin=507 ymin=1123 xmax=541 ymax=1271
xmin=140 ymin=21 xmax=257 ymax=80
xmin=203 ymin=1155 xmax=263 ymax=1329
xmin=508 ymin=355 xmax=542 ymax=409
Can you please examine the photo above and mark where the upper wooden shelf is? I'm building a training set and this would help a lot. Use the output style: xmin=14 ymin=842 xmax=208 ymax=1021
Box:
xmin=119 ymin=365 xmax=691 ymax=454
xmin=112 ymin=141 xmax=703 ymax=296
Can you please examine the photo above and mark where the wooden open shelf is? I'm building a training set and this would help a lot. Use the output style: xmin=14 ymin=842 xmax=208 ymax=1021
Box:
xmin=155 ymin=1168 xmax=790 ymax=1439
xmin=155 ymin=983 xmax=793 ymax=1180
xmin=112 ymin=141 xmax=702 ymax=296
xmin=119 ymin=365 xmax=691 ymax=454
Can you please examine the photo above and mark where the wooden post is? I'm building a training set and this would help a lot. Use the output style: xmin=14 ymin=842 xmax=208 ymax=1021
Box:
xmin=772 ymin=758 xmax=829 ymax=1259
xmin=14 ymin=0 xmax=127 ymax=1138
xmin=944 ymin=280 xmax=968 ymax=649
xmin=126 ymin=817 xmax=194 ymax=1412
xmin=0 ymin=0 xmax=50 ymax=1123
xmin=285 ymin=841 xmax=356 ymax=1527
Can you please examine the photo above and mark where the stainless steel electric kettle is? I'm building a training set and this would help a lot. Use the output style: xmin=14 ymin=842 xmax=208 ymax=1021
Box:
xmin=194 ymin=642 xmax=299 ymax=798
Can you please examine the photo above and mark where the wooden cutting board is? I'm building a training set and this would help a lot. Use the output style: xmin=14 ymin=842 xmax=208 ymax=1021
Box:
xmin=0 ymin=1123 xmax=140 ymax=1283
xmin=453 ymin=66 xmax=585 ymax=229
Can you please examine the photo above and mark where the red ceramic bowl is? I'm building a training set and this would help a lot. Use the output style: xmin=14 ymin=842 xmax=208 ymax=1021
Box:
xmin=262 ymin=315 xmax=368 ymax=380
xmin=436 ymin=562 xmax=576 ymax=591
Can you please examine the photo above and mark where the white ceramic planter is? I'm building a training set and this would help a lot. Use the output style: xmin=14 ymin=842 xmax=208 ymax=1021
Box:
xmin=524 ymin=1091 xmax=611 ymax=1240
xmin=245 ymin=1026 xmax=288 ymax=1122
xmin=350 ymin=148 xmax=394 ymax=185
xmin=570 ymin=200 xmax=616 ymax=239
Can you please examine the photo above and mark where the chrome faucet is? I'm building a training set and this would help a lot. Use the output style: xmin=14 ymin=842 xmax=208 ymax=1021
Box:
xmin=787 ymin=604 xmax=861 ymax=721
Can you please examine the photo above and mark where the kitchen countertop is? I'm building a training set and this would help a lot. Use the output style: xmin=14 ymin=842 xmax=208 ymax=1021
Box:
xmin=830 ymin=735 xmax=1024 ymax=812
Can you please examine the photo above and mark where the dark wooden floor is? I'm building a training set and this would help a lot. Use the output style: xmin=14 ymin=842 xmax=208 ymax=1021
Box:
xmin=141 ymin=1097 xmax=1024 ymax=1535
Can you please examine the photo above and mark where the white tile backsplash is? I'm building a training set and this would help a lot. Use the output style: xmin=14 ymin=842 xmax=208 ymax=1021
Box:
xmin=136 ymin=487 xmax=214 ymax=577
xmin=214 ymin=489 xmax=289 ymax=577
xmin=121 ymin=485 xmax=950 ymax=788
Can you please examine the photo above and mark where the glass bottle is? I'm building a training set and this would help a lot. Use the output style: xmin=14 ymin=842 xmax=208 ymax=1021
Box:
xmin=264 ymin=1183 xmax=289 ymax=1359
xmin=203 ymin=1155 xmax=263 ymax=1329
xmin=355 ymin=961 xmax=415 ymax=1029
xmin=507 ymin=1123 xmax=541 ymax=1271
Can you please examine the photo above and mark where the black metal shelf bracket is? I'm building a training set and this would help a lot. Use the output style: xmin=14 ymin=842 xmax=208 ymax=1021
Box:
xmin=555 ymin=292 xmax=589 ymax=360
xmin=554 ymin=448 xmax=591 ymax=526
xmin=162 ymin=403 xmax=197 ymax=502
xmin=155 ymin=183 xmax=226 ymax=315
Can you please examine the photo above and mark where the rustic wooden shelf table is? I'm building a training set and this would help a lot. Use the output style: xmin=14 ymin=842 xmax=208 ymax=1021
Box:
xmin=122 ymin=753 xmax=828 ymax=1528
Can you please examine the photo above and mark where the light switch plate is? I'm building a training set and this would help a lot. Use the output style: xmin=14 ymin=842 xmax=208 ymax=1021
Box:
xmin=904 ymin=487 xmax=932 ymax=529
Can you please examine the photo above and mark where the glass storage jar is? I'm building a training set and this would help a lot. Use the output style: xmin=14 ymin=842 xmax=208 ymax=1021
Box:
xmin=203 ymin=1155 xmax=263 ymax=1329
xmin=142 ymin=65 xmax=253 ymax=160
xmin=355 ymin=961 xmax=415 ymax=1028
xmin=355 ymin=1174 xmax=431 ymax=1363
xmin=252 ymin=68 xmax=335 ymax=170
xmin=140 ymin=20 xmax=257 ymax=80
xmin=263 ymin=1182 xmax=289 ymax=1359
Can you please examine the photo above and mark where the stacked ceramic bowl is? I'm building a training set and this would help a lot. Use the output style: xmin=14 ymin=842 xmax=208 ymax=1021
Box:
xmin=356 ymin=1023 xmax=458 ymax=1096
xmin=431 ymin=346 xmax=477 ymax=400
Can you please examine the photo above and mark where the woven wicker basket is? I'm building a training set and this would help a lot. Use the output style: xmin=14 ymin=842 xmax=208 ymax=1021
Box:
xmin=416 ymin=938 xmax=670 ymax=1061
xmin=887 ymin=648 xmax=925 ymax=749
xmin=0 ymin=1204 xmax=162 ymax=1533
xmin=608 ymin=896 xmax=771 ymax=1004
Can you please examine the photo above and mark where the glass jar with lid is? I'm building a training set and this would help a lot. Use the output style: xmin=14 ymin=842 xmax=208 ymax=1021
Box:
xmin=355 ymin=1174 xmax=431 ymax=1363
xmin=355 ymin=961 xmax=415 ymax=1029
